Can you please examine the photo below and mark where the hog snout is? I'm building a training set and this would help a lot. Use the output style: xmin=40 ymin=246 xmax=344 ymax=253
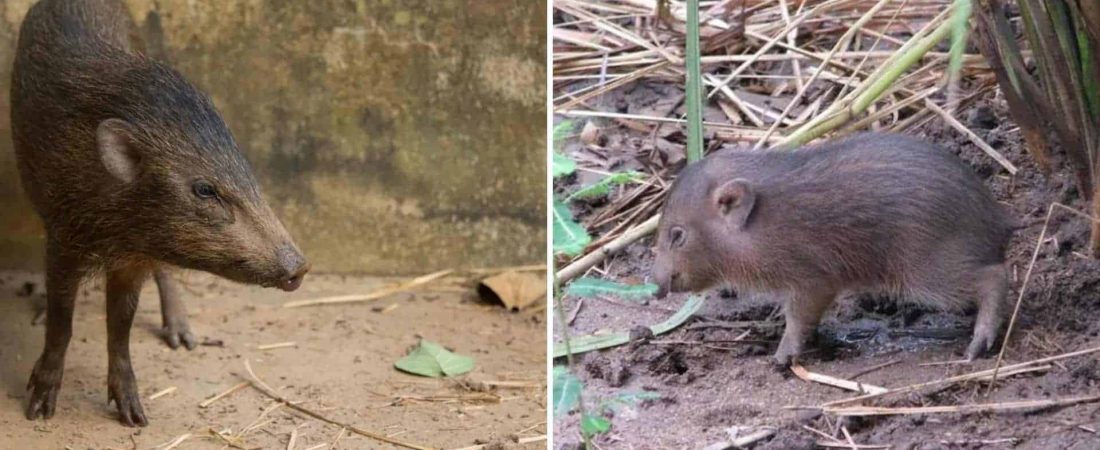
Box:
xmin=275 ymin=245 xmax=309 ymax=292
xmin=652 ymin=258 xmax=675 ymax=299
xmin=655 ymin=272 xmax=682 ymax=299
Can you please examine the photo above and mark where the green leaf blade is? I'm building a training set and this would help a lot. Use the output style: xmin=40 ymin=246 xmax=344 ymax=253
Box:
xmin=394 ymin=340 xmax=474 ymax=378
xmin=553 ymin=152 xmax=577 ymax=178
xmin=553 ymin=120 xmax=575 ymax=149
xmin=567 ymin=171 xmax=644 ymax=201
xmin=565 ymin=277 xmax=658 ymax=300
xmin=552 ymin=199 xmax=591 ymax=256
xmin=581 ymin=414 xmax=612 ymax=437
xmin=552 ymin=366 xmax=582 ymax=416
xmin=601 ymin=391 xmax=662 ymax=413
xmin=552 ymin=296 xmax=705 ymax=358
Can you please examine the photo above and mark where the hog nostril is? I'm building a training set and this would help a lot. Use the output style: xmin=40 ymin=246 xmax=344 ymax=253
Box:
xmin=280 ymin=264 xmax=308 ymax=292
xmin=275 ymin=246 xmax=309 ymax=292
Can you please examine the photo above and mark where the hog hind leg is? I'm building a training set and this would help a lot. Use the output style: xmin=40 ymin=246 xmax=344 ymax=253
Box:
xmin=154 ymin=268 xmax=196 ymax=350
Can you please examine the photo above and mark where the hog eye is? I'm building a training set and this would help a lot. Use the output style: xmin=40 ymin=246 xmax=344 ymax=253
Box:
xmin=192 ymin=180 xmax=218 ymax=199
xmin=669 ymin=226 xmax=686 ymax=248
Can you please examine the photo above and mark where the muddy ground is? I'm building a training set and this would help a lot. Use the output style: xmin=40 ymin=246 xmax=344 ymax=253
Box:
xmin=0 ymin=270 xmax=546 ymax=449
xmin=553 ymin=87 xmax=1100 ymax=448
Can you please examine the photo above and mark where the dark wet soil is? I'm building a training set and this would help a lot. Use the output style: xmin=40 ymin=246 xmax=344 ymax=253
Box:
xmin=553 ymin=86 xmax=1100 ymax=448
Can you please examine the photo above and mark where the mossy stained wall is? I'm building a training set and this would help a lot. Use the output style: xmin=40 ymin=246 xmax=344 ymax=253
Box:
xmin=0 ymin=0 xmax=546 ymax=274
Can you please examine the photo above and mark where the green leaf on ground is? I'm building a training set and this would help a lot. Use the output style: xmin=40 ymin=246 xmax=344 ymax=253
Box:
xmin=552 ymin=120 xmax=577 ymax=178
xmin=394 ymin=340 xmax=474 ymax=377
xmin=601 ymin=391 xmax=662 ymax=413
xmin=565 ymin=277 xmax=658 ymax=300
xmin=581 ymin=414 xmax=612 ymax=437
xmin=552 ymin=296 xmax=705 ymax=358
xmin=553 ymin=152 xmax=577 ymax=178
xmin=553 ymin=199 xmax=591 ymax=256
xmin=553 ymin=120 xmax=575 ymax=149
xmin=568 ymin=171 xmax=645 ymax=200
xmin=552 ymin=366 xmax=582 ymax=416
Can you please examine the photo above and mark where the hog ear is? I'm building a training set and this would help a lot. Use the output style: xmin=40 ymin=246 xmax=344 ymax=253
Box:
xmin=96 ymin=119 xmax=141 ymax=183
xmin=712 ymin=178 xmax=756 ymax=230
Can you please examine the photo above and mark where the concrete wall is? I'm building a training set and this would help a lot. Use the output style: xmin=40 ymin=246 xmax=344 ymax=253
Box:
xmin=0 ymin=0 xmax=546 ymax=274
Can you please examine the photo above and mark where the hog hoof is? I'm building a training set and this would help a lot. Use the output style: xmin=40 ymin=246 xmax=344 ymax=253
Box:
xmin=773 ymin=333 xmax=806 ymax=367
xmin=772 ymin=349 xmax=796 ymax=368
xmin=25 ymin=361 xmax=63 ymax=420
xmin=108 ymin=371 xmax=147 ymax=427
xmin=966 ymin=330 xmax=998 ymax=361
xmin=162 ymin=324 xmax=197 ymax=350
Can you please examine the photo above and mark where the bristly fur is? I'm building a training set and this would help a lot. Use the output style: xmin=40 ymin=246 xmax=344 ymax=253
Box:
xmin=12 ymin=0 xmax=289 ymax=282
xmin=652 ymin=132 xmax=1014 ymax=362
xmin=13 ymin=0 xmax=308 ymax=427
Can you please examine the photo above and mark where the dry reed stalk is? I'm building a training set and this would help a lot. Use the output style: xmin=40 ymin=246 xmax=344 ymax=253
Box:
xmin=553 ymin=0 xmax=977 ymax=277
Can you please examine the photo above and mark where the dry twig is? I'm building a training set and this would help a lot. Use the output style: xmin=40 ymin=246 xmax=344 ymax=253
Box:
xmin=242 ymin=360 xmax=436 ymax=450
xmin=284 ymin=270 xmax=453 ymax=308
xmin=791 ymin=364 xmax=888 ymax=394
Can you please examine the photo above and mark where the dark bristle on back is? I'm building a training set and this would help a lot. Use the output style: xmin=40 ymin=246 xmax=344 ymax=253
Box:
xmin=654 ymin=132 xmax=1014 ymax=364
xmin=10 ymin=0 xmax=308 ymax=427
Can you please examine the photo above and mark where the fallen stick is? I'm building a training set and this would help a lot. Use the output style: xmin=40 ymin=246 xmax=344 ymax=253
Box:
xmin=556 ymin=215 xmax=659 ymax=284
xmin=243 ymin=361 xmax=436 ymax=450
xmin=159 ymin=433 xmax=192 ymax=450
xmin=924 ymin=99 xmax=1017 ymax=174
xmin=148 ymin=386 xmax=177 ymax=401
xmin=939 ymin=438 xmax=1019 ymax=446
xmin=199 ymin=381 xmax=249 ymax=408
xmin=287 ymin=428 xmax=299 ymax=450
xmin=825 ymin=394 xmax=1100 ymax=416
xmin=238 ymin=402 xmax=285 ymax=437
xmin=465 ymin=264 xmax=546 ymax=274
xmin=847 ymin=359 xmax=900 ymax=380
xmin=477 ymin=380 xmax=543 ymax=389
xmin=823 ymin=344 xmax=1100 ymax=407
xmin=209 ymin=428 xmax=252 ymax=450
xmin=974 ymin=364 xmax=1052 ymax=382
xmin=702 ymin=427 xmax=778 ymax=450
xmin=284 ymin=270 xmax=453 ymax=308
xmin=448 ymin=436 xmax=546 ymax=450
xmin=792 ymin=364 xmax=888 ymax=395
xmin=918 ymin=359 xmax=971 ymax=367
xmin=841 ymin=426 xmax=859 ymax=450
xmin=816 ymin=442 xmax=890 ymax=449
xmin=331 ymin=428 xmax=347 ymax=447
xmin=557 ymin=109 xmax=782 ymax=137
xmin=258 ymin=342 xmax=298 ymax=351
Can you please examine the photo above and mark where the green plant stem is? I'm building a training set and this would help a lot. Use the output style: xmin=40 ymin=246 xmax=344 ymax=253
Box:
xmin=780 ymin=13 xmax=954 ymax=147
xmin=685 ymin=0 xmax=704 ymax=162
xmin=552 ymin=266 xmax=593 ymax=447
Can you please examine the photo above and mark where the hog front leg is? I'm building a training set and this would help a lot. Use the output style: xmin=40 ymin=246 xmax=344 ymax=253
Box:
xmin=106 ymin=266 xmax=150 ymax=427
xmin=25 ymin=239 xmax=84 ymax=420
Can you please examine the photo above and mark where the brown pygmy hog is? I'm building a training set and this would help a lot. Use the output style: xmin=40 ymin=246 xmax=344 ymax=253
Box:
xmin=652 ymin=133 xmax=1015 ymax=366
xmin=11 ymin=0 xmax=309 ymax=426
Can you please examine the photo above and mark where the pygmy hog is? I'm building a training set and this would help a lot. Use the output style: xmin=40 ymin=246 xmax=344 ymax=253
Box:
xmin=652 ymin=133 xmax=1014 ymax=366
xmin=11 ymin=0 xmax=309 ymax=426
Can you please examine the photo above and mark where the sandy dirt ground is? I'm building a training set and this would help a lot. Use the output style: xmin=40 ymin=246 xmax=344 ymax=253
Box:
xmin=553 ymin=88 xmax=1100 ymax=448
xmin=0 ymin=270 xmax=546 ymax=449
